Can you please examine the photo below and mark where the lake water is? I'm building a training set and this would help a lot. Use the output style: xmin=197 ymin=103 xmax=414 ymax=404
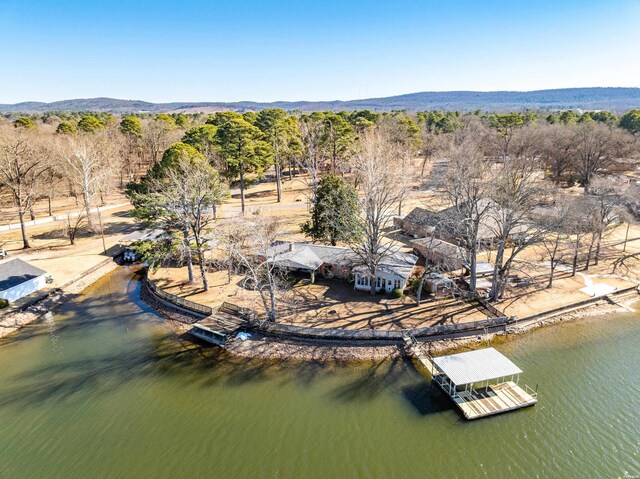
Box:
xmin=0 ymin=267 xmax=638 ymax=478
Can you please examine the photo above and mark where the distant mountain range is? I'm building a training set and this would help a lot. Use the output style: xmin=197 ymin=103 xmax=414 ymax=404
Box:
xmin=2 ymin=88 xmax=640 ymax=113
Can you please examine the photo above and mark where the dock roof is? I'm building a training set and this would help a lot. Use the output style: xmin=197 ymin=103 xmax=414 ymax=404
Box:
xmin=432 ymin=347 xmax=522 ymax=386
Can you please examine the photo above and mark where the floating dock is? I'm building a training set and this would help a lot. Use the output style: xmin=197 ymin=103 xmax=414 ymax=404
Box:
xmin=411 ymin=346 xmax=537 ymax=420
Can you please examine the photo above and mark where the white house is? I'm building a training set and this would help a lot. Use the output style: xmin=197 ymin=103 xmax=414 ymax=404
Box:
xmin=265 ymin=242 xmax=418 ymax=293
xmin=0 ymin=258 xmax=48 ymax=303
xmin=353 ymin=250 xmax=418 ymax=293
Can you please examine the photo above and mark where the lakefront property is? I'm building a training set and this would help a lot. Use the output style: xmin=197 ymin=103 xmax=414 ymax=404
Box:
xmin=2 ymin=105 xmax=640 ymax=429
xmin=2 ymin=0 xmax=640 ymax=475
xmin=266 ymin=241 xmax=418 ymax=293
xmin=0 ymin=258 xmax=49 ymax=303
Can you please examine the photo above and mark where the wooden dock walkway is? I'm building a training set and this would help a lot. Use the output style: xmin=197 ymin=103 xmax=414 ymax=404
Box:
xmin=189 ymin=302 xmax=254 ymax=345
xmin=441 ymin=379 xmax=537 ymax=420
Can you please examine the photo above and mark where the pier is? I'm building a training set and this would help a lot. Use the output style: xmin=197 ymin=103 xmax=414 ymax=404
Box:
xmin=189 ymin=302 xmax=254 ymax=345
xmin=410 ymin=346 xmax=538 ymax=420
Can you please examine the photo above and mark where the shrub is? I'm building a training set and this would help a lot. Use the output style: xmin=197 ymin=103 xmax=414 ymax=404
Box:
xmin=391 ymin=288 xmax=404 ymax=298
xmin=0 ymin=298 xmax=9 ymax=309
xmin=407 ymin=278 xmax=422 ymax=292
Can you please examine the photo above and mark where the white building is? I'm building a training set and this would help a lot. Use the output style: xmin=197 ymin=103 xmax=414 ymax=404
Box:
xmin=265 ymin=242 xmax=418 ymax=294
xmin=0 ymin=258 xmax=48 ymax=303
xmin=353 ymin=250 xmax=418 ymax=293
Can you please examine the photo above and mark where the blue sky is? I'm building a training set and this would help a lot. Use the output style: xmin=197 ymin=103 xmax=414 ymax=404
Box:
xmin=1 ymin=0 xmax=639 ymax=103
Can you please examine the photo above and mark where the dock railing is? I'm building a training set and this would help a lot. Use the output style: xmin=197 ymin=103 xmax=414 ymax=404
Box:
xmin=433 ymin=373 xmax=464 ymax=401
xmin=522 ymin=383 xmax=538 ymax=399
xmin=219 ymin=302 xmax=256 ymax=322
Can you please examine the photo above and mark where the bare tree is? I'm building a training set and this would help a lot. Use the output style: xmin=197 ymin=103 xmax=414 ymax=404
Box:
xmin=584 ymin=176 xmax=626 ymax=269
xmin=57 ymin=132 xmax=116 ymax=232
xmin=350 ymin=129 xmax=406 ymax=295
xmin=142 ymin=117 xmax=179 ymax=166
xmin=537 ymin=195 xmax=574 ymax=288
xmin=540 ymin=124 xmax=577 ymax=186
xmin=487 ymin=139 xmax=549 ymax=300
xmin=298 ymin=114 xmax=326 ymax=199
xmin=564 ymin=199 xmax=592 ymax=276
xmin=572 ymin=123 xmax=631 ymax=192
xmin=437 ymin=137 xmax=493 ymax=295
xmin=0 ymin=129 xmax=51 ymax=248
xmin=130 ymin=156 xmax=228 ymax=291
xmin=61 ymin=211 xmax=86 ymax=245
xmin=419 ymin=129 xmax=451 ymax=177
xmin=217 ymin=219 xmax=251 ymax=284
xmin=228 ymin=217 xmax=287 ymax=321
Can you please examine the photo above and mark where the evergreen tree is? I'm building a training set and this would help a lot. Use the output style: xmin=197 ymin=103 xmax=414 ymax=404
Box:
xmin=56 ymin=122 xmax=77 ymax=134
xmin=13 ymin=117 xmax=36 ymax=129
xmin=77 ymin=115 xmax=103 ymax=133
xmin=120 ymin=116 xmax=143 ymax=138
xmin=301 ymin=174 xmax=361 ymax=246
xmin=255 ymin=108 xmax=298 ymax=202
xmin=620 ymin=109 xmax=640 ymax=135
xmin=213 ymin=115 xmax=272 ymax=214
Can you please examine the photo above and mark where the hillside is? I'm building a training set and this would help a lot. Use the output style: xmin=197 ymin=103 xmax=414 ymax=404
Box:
xmin=2 ymin=88 xmax=640 ymax=113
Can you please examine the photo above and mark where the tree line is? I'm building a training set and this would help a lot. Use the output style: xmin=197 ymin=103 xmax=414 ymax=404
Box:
xmin=2 ymin=107 xmax=639 ymax=321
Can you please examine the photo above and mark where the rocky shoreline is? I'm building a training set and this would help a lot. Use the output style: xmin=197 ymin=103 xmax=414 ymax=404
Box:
xmin=3 ymin=262 xmax=637 ymax=361
xmin=162 ymin=293 xmax=638 ymax=363
xmin=224 ymin=294 xmax=639 ymax=362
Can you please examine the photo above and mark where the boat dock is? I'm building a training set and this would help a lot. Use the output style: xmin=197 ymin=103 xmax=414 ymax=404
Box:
xmin=188 ymin=302 xmax=254 ymax=346
xmin=410 ymin=345 xmax=538 ymax=420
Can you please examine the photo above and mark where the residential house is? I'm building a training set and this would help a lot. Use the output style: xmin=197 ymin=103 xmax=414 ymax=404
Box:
xmin=266 ymin=242 xmax=418 ymax=293
xmin=352 ymin=250 xmax=418 ymax=293
xmin=410 ymin=236 xmax=466 ymax=271
xmin=0 ymin=258 xmax=48 ymax=303
xmin=399 ymin=199 xmax=529 ymax=247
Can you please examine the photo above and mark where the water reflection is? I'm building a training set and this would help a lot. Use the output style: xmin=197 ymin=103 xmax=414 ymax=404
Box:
xmin=0 ymin=267 xmax=638 ymax=479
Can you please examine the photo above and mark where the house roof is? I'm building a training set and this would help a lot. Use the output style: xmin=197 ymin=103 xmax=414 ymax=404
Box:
xmin=403 ymin=201 xmax=529 ymax=241
xmin=266 ymin=242 xmax=354 ymax=270
xmin=432 ymin=347 xmax=523 ymax=386
xmin=0 ymin=258 xmax=47 ymax=292
xmin=268 ymin=242 xmax=417 ymax=280
xmin=463 ymin=261 xmax=494 ymax=275
xmin=411 ymin=236 xmax=465 ymax=258
xmin=120 ymin=228 xmax=167 ymax=243
xmin=269 ymin=246 xmax=324 ymax=270
xmin=353 ymin=250 xmax=418 ymax=280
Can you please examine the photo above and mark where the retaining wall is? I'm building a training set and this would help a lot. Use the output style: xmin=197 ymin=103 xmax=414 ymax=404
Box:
xmin=145 ymin=277 xmax=213 ymax=316
xmin=144 ymin=275 xmax=638 ymax=345
xmin=258 ymin=316 xmax=510 ymax=342
xmin=514 ymin=285 xmax=639 ymax=324
xmin=143 ymin=274 xmax=511 ymax=341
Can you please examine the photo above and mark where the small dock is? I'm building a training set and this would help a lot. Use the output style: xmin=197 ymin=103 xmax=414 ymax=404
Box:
xmin=410 ymin=346 xmax=538 ymax=420
xmin=188 ymin=302 xmax=254 ymax=346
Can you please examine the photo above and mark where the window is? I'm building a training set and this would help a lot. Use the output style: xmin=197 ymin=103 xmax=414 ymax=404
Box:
xmin=394 ymin=279 xmax=402 ymax=289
